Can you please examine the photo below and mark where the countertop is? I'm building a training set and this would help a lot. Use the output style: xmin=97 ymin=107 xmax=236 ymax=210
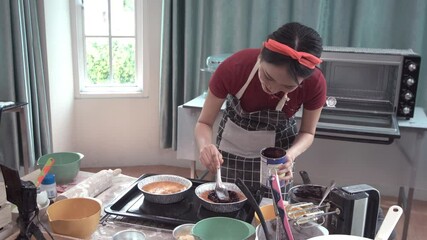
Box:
xmin=5 ymin=171 xmax=176 ymax=240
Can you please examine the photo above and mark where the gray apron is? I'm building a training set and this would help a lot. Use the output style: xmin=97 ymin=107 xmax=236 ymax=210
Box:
xmin=217 ymin=60 xmax=298 ymax=197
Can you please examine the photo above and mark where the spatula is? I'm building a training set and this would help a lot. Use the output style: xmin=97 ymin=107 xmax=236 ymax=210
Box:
xmin=35 ymin=157 xmax=55 ymax=187
xmin=269 ymin=173 xmax=294 ymax=240
xmin=215 ymin=167 xmax=229 ymax=201
xmin=236 ymin=178 xmax=270 ymax=240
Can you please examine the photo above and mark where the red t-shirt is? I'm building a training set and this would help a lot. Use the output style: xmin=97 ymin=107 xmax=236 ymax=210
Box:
xmin=209 ymin=48 xmax=326 ymax=117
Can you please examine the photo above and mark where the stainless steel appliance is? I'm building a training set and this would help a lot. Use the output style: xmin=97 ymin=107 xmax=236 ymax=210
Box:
xmin=326 ymin=184 xmax=380 ymax=239
xmin=317 ymin=47 xmax=421 ymax=144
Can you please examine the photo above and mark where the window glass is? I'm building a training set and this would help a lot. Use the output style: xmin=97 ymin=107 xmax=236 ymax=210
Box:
xmin=111 ymin=0 xmax=135 ymax=36
xmin=84 ymin=0 xmax=109 ymax=36
xmin=71 ymin=0 xmax=144 ymax=97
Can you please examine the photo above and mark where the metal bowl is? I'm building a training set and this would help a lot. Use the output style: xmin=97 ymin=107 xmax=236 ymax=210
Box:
xmin=255 ymin=218 xmax=329 ymax=240
xmin=113 ymin=230 xmax=146 ymax=240
xmin=288 ymin=184 xmax=327 ymax=204
xmin=137 ymin=174 xmax=192 ymax=204
xmin=194 ymin=182 xmax=247 ymax=213
xmin=172 ymin=223 xmax=195 ymax=240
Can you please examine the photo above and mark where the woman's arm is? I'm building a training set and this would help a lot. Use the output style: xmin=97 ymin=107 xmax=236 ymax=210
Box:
xmin=278 ymin=107 xmax=322 ymax=180
xmin=287 ymin=107 xmax=322 ymax=160
xmin=195 ymin=89 xmax=226 ymax=173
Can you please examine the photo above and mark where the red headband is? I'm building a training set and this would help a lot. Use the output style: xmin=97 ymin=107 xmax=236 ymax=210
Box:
xmin=263 ymin=39 xmax=322 ymax=69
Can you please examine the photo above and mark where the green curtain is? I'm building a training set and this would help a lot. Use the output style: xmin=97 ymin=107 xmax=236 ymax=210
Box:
xmin=0 ymin=0 xmax=52 ymax=171
xmin=160 ymin=0 xmax=427 ymax=149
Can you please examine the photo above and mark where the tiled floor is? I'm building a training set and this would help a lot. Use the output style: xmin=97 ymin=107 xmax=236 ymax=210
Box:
xmin=82 ymin=165 xmax=426 ymax=240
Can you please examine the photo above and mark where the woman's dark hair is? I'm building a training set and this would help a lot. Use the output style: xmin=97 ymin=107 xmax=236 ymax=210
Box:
xmin=261 ymin=22 xmax=323 ymax=83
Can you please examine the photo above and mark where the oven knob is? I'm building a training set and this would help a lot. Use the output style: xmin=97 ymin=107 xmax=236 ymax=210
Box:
xmin=407 ymin=62 xmax=417 ymax=72
xmin=403 ymin=92 xmax=413 ymax=101
xmin=402 ymin=106 xmax=411 ymax=115
xmin=404 ymin=77 xmax=415 ymax=86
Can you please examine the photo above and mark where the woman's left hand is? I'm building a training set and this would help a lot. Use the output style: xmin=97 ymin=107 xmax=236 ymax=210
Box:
xmin=277 ymin=155 xmax=295 ymax=182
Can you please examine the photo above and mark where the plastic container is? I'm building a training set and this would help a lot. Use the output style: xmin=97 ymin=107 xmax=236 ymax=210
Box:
xmin=40 ymin=173 xmax=57 ymax=200
xmin=260 ymin=147 xmax=287 ymax=187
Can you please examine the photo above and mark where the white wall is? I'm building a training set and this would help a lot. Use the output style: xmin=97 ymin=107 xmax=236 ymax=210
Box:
xmin=294 ymin=129 xmax=427 ymax=200
xmin=43 ymin=1 xmax=183 ymax=169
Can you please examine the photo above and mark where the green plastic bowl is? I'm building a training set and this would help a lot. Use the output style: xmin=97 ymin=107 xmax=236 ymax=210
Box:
xmin=192 ymin=217 xmax=255 ymax=240
xmin=37 ymin=152 xmax=84 ymax=184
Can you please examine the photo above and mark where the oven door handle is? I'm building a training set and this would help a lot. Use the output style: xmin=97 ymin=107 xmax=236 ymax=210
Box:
xmin=314 ymin=132 xmax=396 ymax=144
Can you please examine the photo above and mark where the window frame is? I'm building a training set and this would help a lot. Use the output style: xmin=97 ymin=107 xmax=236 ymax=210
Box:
xmin=70 ymin=0 xmax=149 ymax=98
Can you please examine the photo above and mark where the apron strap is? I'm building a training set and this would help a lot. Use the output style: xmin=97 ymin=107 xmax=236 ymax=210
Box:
xmin=236 ymin=59 xmax=260 ymax=99
xmin=275 ymin=94 xmax=289 ymax=111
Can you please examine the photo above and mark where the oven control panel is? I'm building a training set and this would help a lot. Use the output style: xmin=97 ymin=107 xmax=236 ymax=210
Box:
xmin=398 ymin=56 xmax=421 ymax=119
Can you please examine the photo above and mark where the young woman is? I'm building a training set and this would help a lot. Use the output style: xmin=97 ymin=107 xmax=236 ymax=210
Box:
xmin=195 ymin=22 xmax=326 ymax=191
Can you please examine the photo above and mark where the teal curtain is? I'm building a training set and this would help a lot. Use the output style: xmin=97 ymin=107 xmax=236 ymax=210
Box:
xmin=0 ymin=0 xmax=52 ymax=171
xmin=160 ymin=0 xmax=427 ymax=149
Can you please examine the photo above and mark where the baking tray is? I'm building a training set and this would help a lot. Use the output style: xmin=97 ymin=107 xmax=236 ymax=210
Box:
xmin=104 ymin=174 xmax=265 ymax=227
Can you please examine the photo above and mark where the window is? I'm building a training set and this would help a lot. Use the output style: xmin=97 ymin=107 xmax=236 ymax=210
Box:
xmin=70 ymin=0 xmax=147 ymax=98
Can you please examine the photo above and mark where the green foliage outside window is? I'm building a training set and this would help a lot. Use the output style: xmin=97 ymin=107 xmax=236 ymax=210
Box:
xmin=86 ymin=41 xmax=136 ymax=85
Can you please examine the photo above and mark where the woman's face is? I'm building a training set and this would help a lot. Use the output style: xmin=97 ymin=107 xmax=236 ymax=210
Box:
xmin=258 ymin=60 xmax=304 ymax=95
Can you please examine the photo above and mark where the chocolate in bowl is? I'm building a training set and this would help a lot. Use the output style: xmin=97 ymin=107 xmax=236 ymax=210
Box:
xmin=201 ymin=190 xmax=243 ymax=203
xmin=288 ymin=184 xmax=326 ymax=204
xmin=195 ymin=182 xmax=247 ymax=213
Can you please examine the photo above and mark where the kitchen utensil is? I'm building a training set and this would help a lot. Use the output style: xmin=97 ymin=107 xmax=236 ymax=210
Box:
xmin=269 ymin=173 xmax=294 ymax=240
xmin=37 ymin=152 xmax=84 ymax=184
xmin=307 ymin=205 xmax=403 ymax=240
xmin=286 ymin=202 xmax=327 ymax=227
xmin=318 ymin=180 xmax=335 ymax=207
xmin=192 ymin=217 xmax=256 ymax=240
xmin=299 ymin=171 xmax=312 ymax=184
xmin=195 ymin=182 xmax=247 ymax=213
xmin=112 ymin=230 xmax=146 ymax=240
xmin=35 ymin=157 xmax=55 ymax=187
xmin=236 ymin=178 xmax=270 ymax=240
xmin=137 ymin=174 xmax=192 ymax=204
xmin=173 ymin=223 xmax=195 ymax=240
xmin=46 ymin=197 xmax=101 ymax=239
xmin=215 ymin=167 xmax=230 ymax=201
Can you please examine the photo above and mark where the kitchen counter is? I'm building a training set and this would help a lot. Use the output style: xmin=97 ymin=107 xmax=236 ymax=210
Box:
xmin=177 ymin=94 xmax=427 ymax=240
xmin=5 ymin=171 xmax=176 ymax=239
xmin=4 ymin=170 xmax=273 ymax=239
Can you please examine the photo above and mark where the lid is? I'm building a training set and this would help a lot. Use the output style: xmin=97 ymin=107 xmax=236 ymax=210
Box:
xmin=42 ymin=173 xmax=56 ymax=185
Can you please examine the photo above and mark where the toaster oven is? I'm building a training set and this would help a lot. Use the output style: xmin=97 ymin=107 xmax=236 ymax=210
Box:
xmin=315 ymin=47 xmax=421 ymax=144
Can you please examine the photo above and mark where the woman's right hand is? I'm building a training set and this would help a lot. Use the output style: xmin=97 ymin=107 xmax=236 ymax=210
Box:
xmin=199 ymin=144 xmax=223 ymax=173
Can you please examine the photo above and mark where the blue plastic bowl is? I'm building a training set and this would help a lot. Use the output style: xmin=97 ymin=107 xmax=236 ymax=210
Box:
xmin=37 ymin=152 xmax=84 ymax=184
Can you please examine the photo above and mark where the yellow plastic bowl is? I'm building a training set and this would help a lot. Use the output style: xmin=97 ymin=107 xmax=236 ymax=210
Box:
xmin=46 ymin=198 xmax=101 ymax=239
xmin=254 ymin=204 xmax=276 ymax=226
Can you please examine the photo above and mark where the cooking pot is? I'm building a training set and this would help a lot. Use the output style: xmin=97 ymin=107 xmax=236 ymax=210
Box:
xmin=307 ymin=205 xmax=402 ymax=240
